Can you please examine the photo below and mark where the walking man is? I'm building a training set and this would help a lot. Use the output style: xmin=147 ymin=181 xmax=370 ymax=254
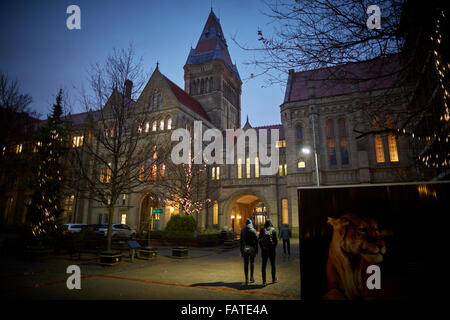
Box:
xmin=259 ymin=219 xmax=278 ymax=286
xmin=279 ymin=224 xmax=291 ymax=256
xmin=240 ymin=218 xmax=258 ymax=286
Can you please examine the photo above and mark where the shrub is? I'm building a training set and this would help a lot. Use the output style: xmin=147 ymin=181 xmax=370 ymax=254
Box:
xmin=163 ymin=215 xmax=198 ymax=240
xmin=165 ymin=215 xmax=197 ymax=233
xmin=198 ymin=228 xmax=221 ymax=235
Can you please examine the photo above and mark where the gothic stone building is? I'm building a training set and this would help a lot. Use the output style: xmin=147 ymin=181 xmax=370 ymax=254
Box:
xmin=1 ymin=10 xmax=415 ymax=237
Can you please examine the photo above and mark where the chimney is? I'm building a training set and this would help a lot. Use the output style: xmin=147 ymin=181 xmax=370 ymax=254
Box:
xmin=125 ymin=79 xmax=133 ymax=99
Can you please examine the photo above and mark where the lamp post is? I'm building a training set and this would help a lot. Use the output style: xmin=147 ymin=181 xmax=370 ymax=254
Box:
xmin=302 ymin=146 xmax=320 ymax=187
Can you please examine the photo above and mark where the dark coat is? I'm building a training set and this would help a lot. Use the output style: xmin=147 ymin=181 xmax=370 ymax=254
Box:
xmin=240 ymin=224 xmax=258 ymax=255
xmin=258 ymin=220 xmax=278 ymax=251
xmin=279 ymin=225 xmax=291 ymax=240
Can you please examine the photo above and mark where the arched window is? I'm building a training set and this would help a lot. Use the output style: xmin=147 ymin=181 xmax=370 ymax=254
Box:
xmin=237 ymin=158 xmax=242 ymax=179
xmin=152 ymin=121 xmax=157 ymax=132
xmin=385 ymin=114 xmax=399 ymax=162
xmin=296 ymin=124 xmax=303 ymax=141
xmin=159 ymin=119 xmax=165 ymax=131
xmin=282 ymin=198 xmax=289 ymax=225
xmin=213 ymin=201 xmax=219 ymax=225
xmin=158 ymin=93 xmax=162 ymax=109
xmin=167 ymin=117 xmax=172 ymax=130
xmin=372 ymin=116 xmax=385 ymax=163
xmin=338 ymin=118 xmax=349 ymax=165
xmin=255 ymin=157 xmax=259 ymax=178
xmin=326 ymin=119 xmax=337 ymax=165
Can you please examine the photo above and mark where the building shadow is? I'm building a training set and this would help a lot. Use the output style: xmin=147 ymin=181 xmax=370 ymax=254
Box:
xmin=190 ymin=281 xmax=267 ymax=290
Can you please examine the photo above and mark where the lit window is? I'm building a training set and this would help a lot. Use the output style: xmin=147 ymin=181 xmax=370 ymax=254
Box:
xmin=211 ymin=166 xmax=220 ymax=180
xmin=326 ymin=119 xmax=337 ymax=165
xmin=72 ymin=136 xmax=84 ymax=148
xmin=106 ymin=163 xmax=112 ymax=183
xmin=121 ymin=213 xmax=127 ymax=224
xmin=64 ymin=195 xmax=75 ymax=222
xmin=338 ymin=118 xmax=349 ymax=165
xmin=100 ymin=168 xmax=105 ymax=183
xmin=122 ymin=194 xmax=127 ymax=205
xmin=160 ymin=163 xmax=165 ymax=178
xmin=284 ymin=164 xmax=287 ymax=176
xmin=372 ymin=116 xmax=385 ymax=163
xmin=279 ymin=165 xmax=283 ymax=176
xmin=255 ymin=157 xmax=259 ymax=178
xmin=388 ymin=134 xmax=399 ymax=162
xmin=276 ymin=140 xmax=286 ymax=148
xmin=152 ymin=164 xmax=157 ymax=180
xmin=386 ymin=114 xmax=399 ymax=162
xmin=139 ymin=164 xmax=145 ymax=181
xmin=213 ymin=201 xmax=218 ymax=225
xmin=152 ymin=121 xmax=157 ymax=132
xmin=145 ymin=122 xmax=150 ymax=133
xmin=246 ymin=158 xmax=250 ymax=178
xmin=15 ymin=144 xmax=22 ymax=154
xmin=160 ymin=120 xmax=165 ymax=131
xmin=298 ymin=160 xmax=306 ymax=168
xmin=33 ymin=141 xmax=42 ymax=153
xmin=282 ymin=199 xmax=289 ymax=225
xmin=138 ymin=125 xmax=142 ymax=134
xmin=237 ymin=158 xmax=242 ymax=179
xmin=374 ymin=135 xmax=385 ymax=163
xmin=167 ymin=117 xmax=172 ymax=130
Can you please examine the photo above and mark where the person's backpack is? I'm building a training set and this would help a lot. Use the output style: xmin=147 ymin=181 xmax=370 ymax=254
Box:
xmin=261 ymin=227 xmax=274 ymax=250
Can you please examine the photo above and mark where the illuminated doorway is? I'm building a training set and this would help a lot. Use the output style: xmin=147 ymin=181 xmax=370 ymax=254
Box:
xmin=229 ymin=195 xmax=266 ymax=234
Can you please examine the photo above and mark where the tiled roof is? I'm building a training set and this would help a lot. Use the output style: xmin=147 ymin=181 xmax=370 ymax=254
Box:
xmin=185 ymin=10 xmax=240 ymax=81
xmin=286 ymin=56 xmax=401 ymax=102
xmin=163 ymin=76 xmax=211 ymax=122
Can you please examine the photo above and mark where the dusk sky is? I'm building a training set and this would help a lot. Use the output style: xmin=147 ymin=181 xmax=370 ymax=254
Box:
xmin=0 ymin=0 xmax=286 ymax=127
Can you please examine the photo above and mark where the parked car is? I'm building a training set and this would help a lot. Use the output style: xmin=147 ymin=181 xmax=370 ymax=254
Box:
xmin=86 ymin=224 xmax=104 ymax=234
xmin=96 ymin=224 xmax=136 ymax=239
xmin=61 ymin=224 xmax=88 ymax=233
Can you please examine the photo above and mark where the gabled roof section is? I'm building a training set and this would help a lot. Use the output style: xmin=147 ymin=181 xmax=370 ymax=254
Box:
xmin=163 ymin=75 xmax=211 ymax=122
xmin=185 ymin=9 xmax=241 ymax=81
xmin=285 ymin=56 xmax=401 ymax=103
xmin=253 ymin=124 xmax=285 ymax=140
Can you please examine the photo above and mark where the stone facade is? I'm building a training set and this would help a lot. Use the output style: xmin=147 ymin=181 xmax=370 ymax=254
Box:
xmin=1 ymin=11 xmax=417 ymax=238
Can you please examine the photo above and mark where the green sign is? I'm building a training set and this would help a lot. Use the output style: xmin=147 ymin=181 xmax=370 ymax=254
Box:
xmin=152 ymin=208 xmax=163 ymax=214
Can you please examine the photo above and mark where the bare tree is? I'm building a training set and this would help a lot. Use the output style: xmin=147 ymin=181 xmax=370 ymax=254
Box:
xmin=155 ymin=149 xmax=220 ymax=221
xmin=0 ymin=71 xmax=35 ymax=156
xmin=234 ymin=0 xmax=449 ymax=179
xmin=69 ymin=45 xmax=169 ymax=251
xmin=234 ymin=0 xmax=403 ymax=83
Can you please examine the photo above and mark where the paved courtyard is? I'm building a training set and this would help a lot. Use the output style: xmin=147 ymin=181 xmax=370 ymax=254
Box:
xmin=0 ymin=239 xmax=300 ymax=300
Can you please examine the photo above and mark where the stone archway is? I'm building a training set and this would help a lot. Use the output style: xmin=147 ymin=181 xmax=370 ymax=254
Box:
xmin=139 ymin=193 xmax=161 ymax=233
xmin=222 ymin=190 xmax=273 ymax=234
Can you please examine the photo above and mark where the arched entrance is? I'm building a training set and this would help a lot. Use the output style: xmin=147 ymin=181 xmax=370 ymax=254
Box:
xmin=140 ymin=194 xmax=162 ymax=232
xmin=229 ymin=194 xmax=268 ymax=233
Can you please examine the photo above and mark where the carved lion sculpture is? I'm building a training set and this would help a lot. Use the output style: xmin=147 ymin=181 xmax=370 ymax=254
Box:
xmin=323 ymin=213 xmax=386 ymax=300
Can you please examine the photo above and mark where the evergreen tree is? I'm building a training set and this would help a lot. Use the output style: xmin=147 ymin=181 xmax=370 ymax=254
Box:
xmin=27 ymin=90 xmax=67 ymax=238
